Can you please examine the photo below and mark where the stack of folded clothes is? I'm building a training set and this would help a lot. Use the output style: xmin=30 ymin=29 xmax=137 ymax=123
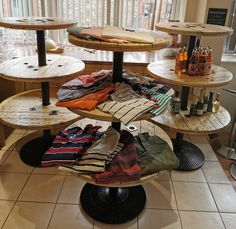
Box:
xmin=41 ymin=125 xmax=180 ymax=184
xmin=68 ymin=25 xmax=171 ymax=45
xmin=56 ymin=69 xmax=173 ymax=125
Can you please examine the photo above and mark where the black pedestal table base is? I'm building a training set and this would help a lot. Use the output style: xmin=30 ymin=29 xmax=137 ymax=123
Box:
xmin=172 ymin=139 xmax=205 ymax=171
xmin=20 ymin=135 xmax=55 ymax=167
xmin=80 ymin=183 xmax=146 ymax=224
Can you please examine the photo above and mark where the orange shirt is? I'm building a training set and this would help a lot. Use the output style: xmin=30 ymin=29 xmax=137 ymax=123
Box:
xmin=56 ymin=84 xmax=114 ymax=110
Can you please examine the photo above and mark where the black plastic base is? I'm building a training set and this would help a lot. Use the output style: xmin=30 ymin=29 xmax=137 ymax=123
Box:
xmin=80 ymin=183 xmax=146 ymax=224
xmin=173 ymin=139 xmax=205 ymax=171
xmin=20 ymin=136 xmax=55 ymax=167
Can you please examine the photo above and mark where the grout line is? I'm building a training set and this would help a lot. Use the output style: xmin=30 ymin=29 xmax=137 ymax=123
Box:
xmin=46 ymin=173 xmax=67 ymax=229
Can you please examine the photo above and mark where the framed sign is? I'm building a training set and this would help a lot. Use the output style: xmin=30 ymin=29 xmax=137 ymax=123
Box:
xmin=207 ymin=8 xmax=228 ymax=26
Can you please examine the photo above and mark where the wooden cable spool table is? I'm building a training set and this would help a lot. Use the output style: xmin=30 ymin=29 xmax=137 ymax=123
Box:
xmin=0 ymin=17 xmax=85 ymax=166
xmin=66 ymin=32 xmax=173 ymax=224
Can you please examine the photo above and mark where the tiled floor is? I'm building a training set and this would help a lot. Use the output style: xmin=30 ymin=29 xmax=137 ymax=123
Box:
xmin=0 ymin=120 xmax=236 ymax=229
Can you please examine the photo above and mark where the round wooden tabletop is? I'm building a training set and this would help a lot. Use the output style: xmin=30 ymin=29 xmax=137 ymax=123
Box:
xmin=0 ymin=17 xmax=77 ymax=30
xmin=150 ymin=106 xmax=231 ymax=135
xmin=0 ymin=89 xmax=82 ymax=130
xmin=147 ymin=60 xmax=233 ymax=88
xmin=69 ymin=108 xmax=154 ymax=123
xmin=0 ymin=55 xmax=85 ymax=82
xmin=68 ymin=34 xmax=172 ymax=52
xmin=155 ymin=22 xmax=233 ymax=36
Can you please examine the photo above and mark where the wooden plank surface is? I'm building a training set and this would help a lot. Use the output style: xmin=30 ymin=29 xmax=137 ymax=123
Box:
xmin=0 ymin=17 xmax=77 ymax=30
xmin=0 ymin=55 xmax=85 ymax=82
xmin=156 ymin=22 xmax=233 ymax=36
xmin=0 ymin=89 xmax=82 ymax=129
xmin=68 ymin=34 xmax=172 ymax=52
xmin=147 ymin=60 xmax=233 ymax=88
xmin=150 ymin=106 xmax=230 ymax=135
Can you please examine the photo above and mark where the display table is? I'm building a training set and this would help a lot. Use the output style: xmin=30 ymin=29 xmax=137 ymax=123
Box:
xmin=67 ymin=30 xmax=173 ymax=224
xmin=148 ymin=22 xmax=233 ymax=171
xmin=0 ymin=17 xmax=85 ymax=166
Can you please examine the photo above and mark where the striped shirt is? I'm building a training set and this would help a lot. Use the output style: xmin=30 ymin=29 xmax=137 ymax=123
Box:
xmin=41 ymin=125 xmax=103 ymax=167
xmin=59 ymin=127 xmax=124 ymax=173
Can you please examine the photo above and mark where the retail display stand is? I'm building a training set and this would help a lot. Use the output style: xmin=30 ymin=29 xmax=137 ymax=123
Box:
xmin=0 ymin=17 xmax=85 ymax=166
xmin=148 ymin=22 xmax=233 ymax=171
xmin=67 ymin=33 xmax=173 ymax=223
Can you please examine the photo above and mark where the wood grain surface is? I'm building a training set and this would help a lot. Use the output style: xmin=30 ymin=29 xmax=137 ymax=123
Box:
xmin=0 ymin=55 xmax=85 ymax=82
xmin=147 ymin=60 xmax=233 ymax=88
xmin=150 ymin=106 xmax=231 ymax=135
xmin=155 ymin=22 xmax=233 ymax=36
xmin=0 ymin=17 xmax=77 ymax=30
xmin=0 ymin=89 xmax=82 ymax=130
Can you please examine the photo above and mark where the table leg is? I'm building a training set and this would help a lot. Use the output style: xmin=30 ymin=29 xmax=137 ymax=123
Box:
xmin=19 ymin=30 xmax=55 ymax=167
xmin=80 ymin=183 xmax=146 ymax=224
xmin=173 ymin=133 xmax=205 ymax=171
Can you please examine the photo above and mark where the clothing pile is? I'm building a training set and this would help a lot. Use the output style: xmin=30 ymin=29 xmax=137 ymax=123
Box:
xmin=56 ymin=70 xmax=173 ymax=125
xmin=41 ymin=125 xmax=179 ymax=184
xmin=68 ymin=25 xmax=170 ymax=45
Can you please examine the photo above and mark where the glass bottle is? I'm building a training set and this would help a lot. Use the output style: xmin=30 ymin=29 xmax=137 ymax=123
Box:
xmin=202 ymin=88 xmax=208 ymax=113
xmin=173 ymin=91 xmax=181 ymax=114
xmin=214 ymin=92 xmax=221 ymax=112
xmin=207 ymin=91 xmax=214 ymax=112
xmin=196 ymin=89 xmax=204 ymax=116
xmin=205 ymin=46 xmax=213 ymax=75
xmin=198 ymin=49 xmax=207 ymax=76
xmin=175 ymin=47 xmax=183 ymax=74
xmin=188 ymin=50 xmax=198 ymax=76
xmin=182 ymin=46 xmax=188 ymax=73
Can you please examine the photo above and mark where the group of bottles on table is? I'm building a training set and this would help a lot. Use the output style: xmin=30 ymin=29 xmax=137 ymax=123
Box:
xmin=175 ymin=46 xmax=213 ymax=76
xmin=171 ymin=89 xmax=221 ymax=116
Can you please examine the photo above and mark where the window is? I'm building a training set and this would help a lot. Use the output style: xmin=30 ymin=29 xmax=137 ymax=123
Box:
xmin=0 ymin=0 xmax=175 ymax=45
xmin=225 ymin=0 xmax=236 ymax=53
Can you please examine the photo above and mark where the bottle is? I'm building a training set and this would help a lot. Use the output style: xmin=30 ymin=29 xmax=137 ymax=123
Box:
xmin=205 ymin=46 xmax=213 ymax=75
xmin=196 ymin=89 xmax=204 ymax=116
xmin=173 ymin=91 xmax=181 ymax=114
xmin=175 ymin=47 xmax=183 ymax=74
xmin=190 ymin=95 xmax=196 ymax=116
xmin=170 ymin=96 xmax=175 ymax=114
xmin=182 ymin=46 xmax=188 ymax=73
xmin=198 ymin=48 xmax=207 ymax=76
xmin=207 ymin=91 xmax=214 ymax=112
xmin=214 ymin=92 xmax=221 ymax=112
xmin=202 ymin=88 xmax=208 ymax=113
xmin=188 ymin=50 xmax=198 ymax=76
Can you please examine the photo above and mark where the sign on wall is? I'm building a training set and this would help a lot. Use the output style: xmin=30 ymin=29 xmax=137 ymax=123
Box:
xmin=207 ymin=8 xmax=228 ymax=26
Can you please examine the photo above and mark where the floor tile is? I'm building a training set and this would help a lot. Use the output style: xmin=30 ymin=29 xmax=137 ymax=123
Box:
xmin=209 ymin=183 xmax=236 ymax=213
xmin=0 ymin=149 xmax=33 ymax=173
xmin=179 ymin=211 xmax=225 ymax=229
xmin=33 ymin=166 xmax=66 ymax=175
xmin=94 ymin=219 xmax=137 ymax=229
xmin=48 ymin=204 xmax=93 ymax=229
xmin=19 ymin=174 xmax=65 ymax=203
xmin=144 ymin=180 xmax=177 ymax=210
xmin=173 ymin=181 xmax=217 ymax=211
xmin=202 ymin=161 xmax=231 ymax=184
xmin=0 ymin=200 xmax=15 ymax=227
xmin=0 ymin=172 xmax=29 ymax=200
xmin=194 ymin=143 xmax=218 ymax=161
xmin=171 ymin=169 xmax=206 ymax=182
xmin=2 ymin=201 xmax=54 ymax=229
xmin=138 ymin=209 xmax=181 ymax=229
xmin=220 ymin=213 xmax=236 ymax=229
xmin=58 ymin=175 xmax=86 ymax=204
